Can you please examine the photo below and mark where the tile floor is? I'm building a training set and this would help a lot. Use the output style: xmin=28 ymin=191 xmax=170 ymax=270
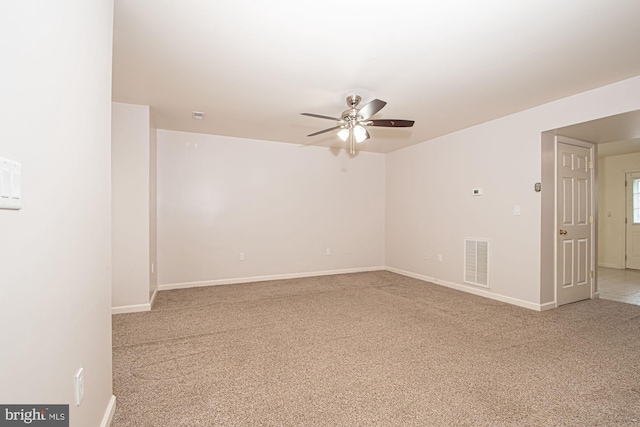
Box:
xmin=598 ymin=267 xmax=640 ymax=305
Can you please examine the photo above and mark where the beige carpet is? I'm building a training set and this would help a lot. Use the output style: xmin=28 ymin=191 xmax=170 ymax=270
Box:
xmin=112 ymin=271 xmax=640 ymax=426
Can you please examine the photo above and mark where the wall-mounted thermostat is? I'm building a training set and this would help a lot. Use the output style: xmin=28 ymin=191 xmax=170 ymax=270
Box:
xmin=472 ymin=188 xmax=482 ymax=196
xmin=0 ymin=157 xmax=21 ymax=210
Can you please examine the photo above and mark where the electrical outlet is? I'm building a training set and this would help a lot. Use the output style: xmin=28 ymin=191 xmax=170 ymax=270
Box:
xmin=325 ymin=248 xmax=331 ymax=256
xmin=437 ymin=254 xmax=443 ymax=262
xmin=239 ymin=252 xmax=245 ymax=261
xmin=74 ymin=368 xmax=85 ymax=406
xmin=424 ymin=253 xmax=429 ymax=260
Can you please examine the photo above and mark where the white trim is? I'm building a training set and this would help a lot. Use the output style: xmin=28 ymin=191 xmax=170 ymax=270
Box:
xmin=100 ymin=395 xmax=116 ymax=427
xmin=158 ymin=266 xmax=386 ymax=291
xmin=553 ymin=135 xmax=559 ymax=308
xmin=112 ymin=302 xmax=151 ymax=315
xmin=386 ymin=267 xmax=551 ymax=312
xmin=598 ymin=262 xmax=623 ymax=269
xmin=112 ymin=288 xmax=159 ymax=314
xmin=538 ymin=301 xmax=556 ymax=311
xmin=149 ymin=287 xmax=159 ymax=308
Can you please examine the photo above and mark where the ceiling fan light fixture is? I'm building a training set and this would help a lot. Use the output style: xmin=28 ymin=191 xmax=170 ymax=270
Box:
xmin=354 ymin=125 xmax=367 ymax=143
xmin=337 ymin=128 xmax=350 ymax=142
xmin=301 ymin=95 xmax=414 ymax=153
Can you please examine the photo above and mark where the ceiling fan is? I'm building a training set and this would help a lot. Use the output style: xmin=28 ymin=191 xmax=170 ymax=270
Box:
xmin=301 ymin=95 xmax=415 ymax=154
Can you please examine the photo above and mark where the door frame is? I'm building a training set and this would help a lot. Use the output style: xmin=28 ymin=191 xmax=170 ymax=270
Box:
xmin=554 ymin=135 xmax=597 ymax=307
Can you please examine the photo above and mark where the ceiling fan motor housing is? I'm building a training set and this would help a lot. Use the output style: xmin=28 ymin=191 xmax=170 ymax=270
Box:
xmin=340 ymin=95 xmax=363 ymax=128
xmin=341 ymin=109 xmax=360 ymax=128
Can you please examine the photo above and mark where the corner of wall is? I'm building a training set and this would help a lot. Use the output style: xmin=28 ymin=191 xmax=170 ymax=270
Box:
xmin=540 ymin=132 xmax=556 ymax=305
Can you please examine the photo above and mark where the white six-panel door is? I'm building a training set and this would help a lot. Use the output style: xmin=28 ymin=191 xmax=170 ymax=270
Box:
xmin=557 ymin=139 xmax=593 ymax=306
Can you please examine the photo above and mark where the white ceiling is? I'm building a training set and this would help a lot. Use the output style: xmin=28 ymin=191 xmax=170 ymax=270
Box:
xmin=112 ymin=0 xmax=640 ymax=154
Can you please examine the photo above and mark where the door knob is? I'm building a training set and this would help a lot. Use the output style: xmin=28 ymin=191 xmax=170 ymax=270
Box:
xmin=559 ymin=229 xmax=567 ymax=235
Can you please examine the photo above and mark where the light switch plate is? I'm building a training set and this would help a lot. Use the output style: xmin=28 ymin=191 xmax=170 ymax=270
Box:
xmin=0 ymin=157 xmax=21 ymax=210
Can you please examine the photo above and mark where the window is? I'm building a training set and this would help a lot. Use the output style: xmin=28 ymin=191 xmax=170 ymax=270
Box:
xmin=633 ymin=179 xmax=640 ymax=224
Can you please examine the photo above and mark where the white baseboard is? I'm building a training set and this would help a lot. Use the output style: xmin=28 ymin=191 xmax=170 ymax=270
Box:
xmin=158 ymin=266 xmax=386 ymax=291
xmin=538 ymin=301 xmax=556 ymax=311
xmin=112 ymin=302 xmax=151 ymax=315
xmin=100 ymin=395 xmax=116 ymax=427
xmin=112 ymin=288 xmax=159 ymax=315
xmin=386 ymin=267 xmax=549 ymax=311
xmin=598 ymin=262 xmax=624 ymax=269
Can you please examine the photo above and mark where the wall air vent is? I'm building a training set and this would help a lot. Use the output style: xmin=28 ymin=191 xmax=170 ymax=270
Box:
xmin=464 ymin=238 xmax=489 ymax=288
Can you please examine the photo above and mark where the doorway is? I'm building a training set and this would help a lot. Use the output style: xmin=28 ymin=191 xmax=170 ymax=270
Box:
xmin=548 ymin=109 xmax=640 ymax=307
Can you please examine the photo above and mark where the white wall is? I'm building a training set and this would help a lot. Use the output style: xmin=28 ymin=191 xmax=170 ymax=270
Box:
xmin=0 ymin=1 xmax=115 ymax=426
xmin=112 ymin=102 xmax=157 ymax=309
xmin=598 ymin=152 xmax=640 ymax=268
xmin=157 ymin=130 xmax=385 ymax=286
xmin=386 ymin=75 xmax=640 ymax=309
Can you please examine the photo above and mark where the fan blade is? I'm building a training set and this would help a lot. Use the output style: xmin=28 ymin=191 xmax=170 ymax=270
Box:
xmin=368 ymin=119 xmax=415 ymax=127
xmin=358 ymin=99 xmax=387 ymax=120
xmin=301 ymin=113 xmax=341 ymax=121
xmin=307 ymin=125 xmax=342 ymax=137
